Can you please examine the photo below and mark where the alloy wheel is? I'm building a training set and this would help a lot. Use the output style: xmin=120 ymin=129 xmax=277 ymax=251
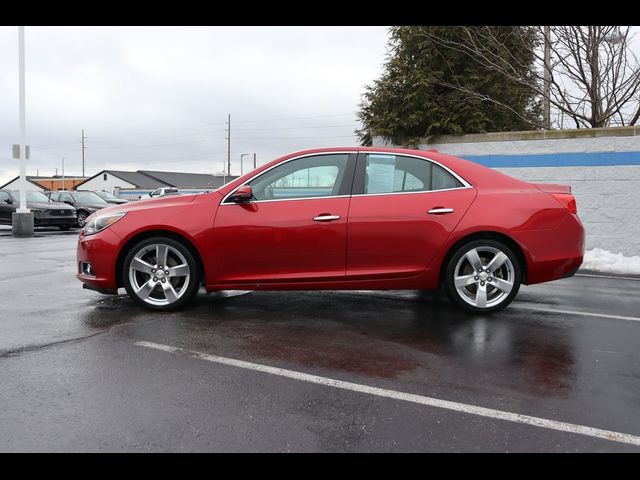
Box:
xmin=453 ymin=246 xmax=515 ymax=309
xmin=128 ymin=243 xmax=191 ymax=306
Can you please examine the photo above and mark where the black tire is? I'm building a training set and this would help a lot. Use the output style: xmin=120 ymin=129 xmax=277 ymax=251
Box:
xmin=59 ymin=225 xmax=71 ymax=231
xmin=122 ymin=236 xmax=200 ymax=310
xmin=76 ymin=210 xmax=88 ymax=228
xmin=443 ymin=239 xmax=522 ymax=313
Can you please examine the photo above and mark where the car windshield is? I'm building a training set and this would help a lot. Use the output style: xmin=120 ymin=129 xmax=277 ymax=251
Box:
xmin=11 ymin=190 xmax=51 ymax=203
xmin=72 ymin=191 xmax=108 ymax=204
xmin=96 ymin=191 xmax=117 ymax=201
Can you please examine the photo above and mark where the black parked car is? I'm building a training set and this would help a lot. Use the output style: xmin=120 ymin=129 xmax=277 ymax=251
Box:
xmin=46 ymin=190 xmax=109 ymax=227
xmin=92 ymin=190 xmax=128 ymax=205
xmin=0 ymin=189 xmax=77 ymax=230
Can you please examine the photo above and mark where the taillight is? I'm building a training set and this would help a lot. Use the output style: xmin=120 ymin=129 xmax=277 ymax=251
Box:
xmin=551 ymin=193 xmax=577 ymax=214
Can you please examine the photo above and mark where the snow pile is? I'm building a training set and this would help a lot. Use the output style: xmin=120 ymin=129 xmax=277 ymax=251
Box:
xmin=582 ymin=248 xmax=640 ymax=275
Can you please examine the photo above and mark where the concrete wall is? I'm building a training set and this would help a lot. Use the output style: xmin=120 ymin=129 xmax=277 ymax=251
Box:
xmin=373 ymin=127 xmax=640 ymax=256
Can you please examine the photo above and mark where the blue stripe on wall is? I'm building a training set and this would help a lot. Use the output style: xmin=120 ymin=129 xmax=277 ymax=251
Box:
xmin=461 ymin=150 xmax=640 ymax=168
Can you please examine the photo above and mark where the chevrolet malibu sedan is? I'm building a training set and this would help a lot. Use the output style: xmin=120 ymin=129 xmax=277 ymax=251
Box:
xmin=0 ymin=189 xmax=77 ymax=230
xmin=76 ymin=147 xmax=584 ymax=313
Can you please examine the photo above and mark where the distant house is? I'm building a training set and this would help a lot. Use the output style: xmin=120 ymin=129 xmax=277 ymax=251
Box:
xmin=75 ymin=170 xmax=239 ymax=199
xmin=0 ymin=175 xmax=88 ymax=191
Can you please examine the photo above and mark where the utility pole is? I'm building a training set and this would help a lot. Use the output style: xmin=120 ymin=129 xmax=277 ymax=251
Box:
xmin=253 ymin=153 xmax=256 ymax=169
xmin=543 ymin=25 xmax=551 ymax=130
xmin=81 ymin=129 xmax=86 ymax=177
xmin=62 ymin=157 xmax=65 ymax=191
xmin=228 ymin=115 xmax=231 ymax=176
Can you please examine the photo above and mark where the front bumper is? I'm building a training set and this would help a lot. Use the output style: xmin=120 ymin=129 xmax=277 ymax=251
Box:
xmin=33 ymin=211 xmax=77 ymax=226
xmin=76 ymin=227 xmax=122 ymax=291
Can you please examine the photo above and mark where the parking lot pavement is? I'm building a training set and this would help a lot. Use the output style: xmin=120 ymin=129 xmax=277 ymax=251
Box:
xmin=1 ymin=234 xmax=640 ymax=452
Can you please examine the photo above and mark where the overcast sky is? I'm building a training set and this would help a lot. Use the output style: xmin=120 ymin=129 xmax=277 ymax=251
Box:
xmin=0 ymin=26 xmax=390 ymax=186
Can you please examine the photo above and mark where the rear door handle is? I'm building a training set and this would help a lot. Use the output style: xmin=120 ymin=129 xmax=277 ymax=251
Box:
xmin=313 ymin=214 xmax=341 ymax=222
xmin=428 ymin=208 xmax=454 ymax=215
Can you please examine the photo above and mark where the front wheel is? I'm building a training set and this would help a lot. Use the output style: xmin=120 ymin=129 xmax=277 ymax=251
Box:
xmin=444 ymin=239 xmax=521 ymax=313
xmin=76 ymin=211 xmax=88 ymax=228
xmin=122 ymin=237 xmax=200 ymax=310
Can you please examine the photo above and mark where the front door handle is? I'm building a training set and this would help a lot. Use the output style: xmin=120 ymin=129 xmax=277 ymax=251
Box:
xmin=428 ymin=208 xmax=454 ymax=215
xmin=313 ymin=214 xmax=341 ymax=222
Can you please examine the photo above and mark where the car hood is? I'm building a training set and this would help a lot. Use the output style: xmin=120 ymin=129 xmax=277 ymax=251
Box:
xmin=29 ymin=201 xmax=75 ymax=211
xmin=94 ymin=193 xmax=200 ymax=215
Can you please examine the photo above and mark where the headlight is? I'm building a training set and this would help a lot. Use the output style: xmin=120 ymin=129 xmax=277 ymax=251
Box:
xmin=82 ymin=212 xmax=126 ymax=236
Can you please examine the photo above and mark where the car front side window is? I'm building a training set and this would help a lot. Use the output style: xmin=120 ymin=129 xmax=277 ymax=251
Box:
xmin=245 ymin=154 xmax=349 ymax=202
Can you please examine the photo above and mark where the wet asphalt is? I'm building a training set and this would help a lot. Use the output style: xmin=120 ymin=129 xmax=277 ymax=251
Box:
xmin=1 ymin=227 xmax=640 ymax=452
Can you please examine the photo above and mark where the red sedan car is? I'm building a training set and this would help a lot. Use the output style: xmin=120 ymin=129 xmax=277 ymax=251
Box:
xmin=77 ymin=147 xmax=584 ymax=313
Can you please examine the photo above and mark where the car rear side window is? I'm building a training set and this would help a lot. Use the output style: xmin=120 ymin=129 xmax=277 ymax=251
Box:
xmin=363 ymin=154 xmax=463 ymax=194
xmin=247 ymin=154 xmax=349 ymax=201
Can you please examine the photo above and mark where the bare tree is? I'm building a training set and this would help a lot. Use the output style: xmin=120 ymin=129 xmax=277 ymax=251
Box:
xmin=418 ymin=26 xmax=640 ymax=129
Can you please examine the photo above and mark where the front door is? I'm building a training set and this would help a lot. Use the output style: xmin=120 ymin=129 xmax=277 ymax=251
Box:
xmin=213 ymin=153 xmax=356 ymax=284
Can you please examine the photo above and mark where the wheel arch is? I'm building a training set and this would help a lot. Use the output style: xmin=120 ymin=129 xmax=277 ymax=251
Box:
xmin=439 ymin=231 xmax=528 ymax=286
xmin=115 ymin=229 xmax=205 ymax=288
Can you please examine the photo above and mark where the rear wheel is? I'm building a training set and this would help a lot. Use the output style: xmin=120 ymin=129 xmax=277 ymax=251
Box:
xmin=444 ymin=239 xmax=521 ymax=313
xmin=122 ymin=237 xmax=200 ymax=310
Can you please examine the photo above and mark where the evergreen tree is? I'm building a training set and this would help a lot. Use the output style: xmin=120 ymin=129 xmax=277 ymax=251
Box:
xmin=356 ymin=26 xmax=542 ymax=146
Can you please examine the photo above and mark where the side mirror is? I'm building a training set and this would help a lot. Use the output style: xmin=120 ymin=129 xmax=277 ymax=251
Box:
xmin=65 ymin=200 xmax=74 ymax=205
xmin=4 ymin=198 xmax=12 ymax=205
xmin=228 ymin=185 xmax=253 ymax=203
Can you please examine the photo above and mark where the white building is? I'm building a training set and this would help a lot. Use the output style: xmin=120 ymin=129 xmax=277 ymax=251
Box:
xmin=75 ymin=170 xmax=239 ymax=200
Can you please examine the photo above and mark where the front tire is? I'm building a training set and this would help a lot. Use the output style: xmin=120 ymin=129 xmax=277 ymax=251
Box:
xmin=76 ymin=211 xmax=88 ymax=228
xmin=122 ymin=236 xmax=200 ymax=310
xmin=444 ymin=239 xmax=521 ymax=313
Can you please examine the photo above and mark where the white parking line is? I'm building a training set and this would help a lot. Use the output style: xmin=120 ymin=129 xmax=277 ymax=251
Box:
xmin=514 ymin=305 xmax=640 ymax=323
xmin=135 ymin=340 xmax=640 ymax=448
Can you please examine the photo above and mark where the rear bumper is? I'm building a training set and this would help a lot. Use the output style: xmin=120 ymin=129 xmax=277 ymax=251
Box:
xmin=515 ymin=212 xmax=584 ymax=285
xmin=76 ymin=228 xmax=121 ymax=290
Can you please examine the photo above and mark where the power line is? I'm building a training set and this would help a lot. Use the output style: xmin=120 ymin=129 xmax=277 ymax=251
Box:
xmin=232 ymin=112 xmax=355 ymax=124
xmin=233 ymin=134 xmax=357 ymax=140
xmin=233 ymin=123 xmax=356 ymax=131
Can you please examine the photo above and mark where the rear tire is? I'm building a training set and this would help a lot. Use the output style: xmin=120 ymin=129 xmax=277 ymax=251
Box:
xmin=444 ymin=239 xmax=521 ymax=313
xmin=122 ymin=236 xmax=200 ymax=310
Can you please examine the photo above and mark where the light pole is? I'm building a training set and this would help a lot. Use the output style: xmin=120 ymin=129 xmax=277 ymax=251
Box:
xmin=13 ymin=25 xmax=33 ymax=237
xmin=240 ymin=153 xmax=249 ymax=175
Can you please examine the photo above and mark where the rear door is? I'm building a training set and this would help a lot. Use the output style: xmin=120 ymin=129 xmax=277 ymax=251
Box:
xmin=346 ymin=152 xmax=476 ymax=279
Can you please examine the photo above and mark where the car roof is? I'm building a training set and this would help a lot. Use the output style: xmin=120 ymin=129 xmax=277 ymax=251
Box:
xmin=245 ymin=146 xmax=530 ymax=190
